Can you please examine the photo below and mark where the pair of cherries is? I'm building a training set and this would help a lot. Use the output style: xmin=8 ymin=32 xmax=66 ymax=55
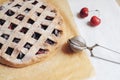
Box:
xmin=79 ymin=7 xmax=101 ymax=27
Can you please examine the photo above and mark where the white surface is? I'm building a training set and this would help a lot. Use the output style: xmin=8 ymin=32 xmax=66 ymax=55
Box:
xmin=68 ymin=0 xmax=120 ymax=80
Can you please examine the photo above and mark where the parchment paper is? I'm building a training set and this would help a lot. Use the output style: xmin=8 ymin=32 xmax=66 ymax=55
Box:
xmin=0 ymin=0 xmax=94 ymax=80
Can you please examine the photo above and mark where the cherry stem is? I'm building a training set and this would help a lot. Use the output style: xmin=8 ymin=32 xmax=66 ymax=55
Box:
xmin=89 ymin=10 xmax=100 ymax=17
xmin=89 ymin=10 xmax=99 ymax=12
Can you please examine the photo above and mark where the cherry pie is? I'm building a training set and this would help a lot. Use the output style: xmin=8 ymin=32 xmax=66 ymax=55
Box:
xmin=0 ymin=0 xmax=63 ymax=67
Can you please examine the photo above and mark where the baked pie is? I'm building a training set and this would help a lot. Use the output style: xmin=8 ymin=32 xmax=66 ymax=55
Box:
xmin=0 ymin=0 xmax=63 ymax=67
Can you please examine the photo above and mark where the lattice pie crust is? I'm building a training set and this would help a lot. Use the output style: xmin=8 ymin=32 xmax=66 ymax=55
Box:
xmin=0 ymin=0 xmax=63 ymax=67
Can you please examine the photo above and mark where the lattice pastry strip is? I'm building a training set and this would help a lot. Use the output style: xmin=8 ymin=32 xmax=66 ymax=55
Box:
xmin=0 ymin=0 xmax=63 ymax=67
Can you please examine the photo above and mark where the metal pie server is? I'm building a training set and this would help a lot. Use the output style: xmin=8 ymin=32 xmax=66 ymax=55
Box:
xmin=68 ymin=36 xmax=120 ymax=65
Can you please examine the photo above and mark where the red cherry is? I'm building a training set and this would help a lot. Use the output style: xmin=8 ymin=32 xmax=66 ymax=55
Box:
xmin=90 ymin=16 xmax=101 ymax=27
xmin=79 ymin=7 xmax=89 ymax=18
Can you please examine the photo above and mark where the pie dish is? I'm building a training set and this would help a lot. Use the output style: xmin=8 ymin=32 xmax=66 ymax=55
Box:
xmin=0 ymin=0 xmax=63 ymax=67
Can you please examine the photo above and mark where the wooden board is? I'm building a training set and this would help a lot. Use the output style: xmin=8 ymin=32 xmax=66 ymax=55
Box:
xmin=0 ymin=0 xmax=94 ymax=80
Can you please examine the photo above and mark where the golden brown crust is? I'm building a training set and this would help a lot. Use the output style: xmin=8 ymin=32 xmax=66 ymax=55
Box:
xmin=0 ymin=0 xmax=64 ymax=67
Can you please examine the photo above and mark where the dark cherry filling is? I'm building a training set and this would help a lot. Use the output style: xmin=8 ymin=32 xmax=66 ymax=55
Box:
xmin=52 ymin=29 xmax=62 ymax=37
xmin=13 ymin=4 xmax=21 ymax=8
xmin=5 ymin=9 xmax=15 ymax=16
xmin=17 ymin=52 xmax=25 ymax=59
xmin=0 ymin=43 xmax=3 ymax=49
xmin=1 ymin=34 xmax=9 ymax=40
xmin=51 ymin=9 xmax=56 ymax=13
xmin=8 ymin=2 xmax=13 ymax=5
xmin=45 ymin=38 xmax=56 ymax=45
xmin=45 ymin=16 xmax=54 ymax=21
xmin=36 ymin=12 xmax=41 ymax=16
xmin=8 ymin=23 xmax=17 ymax=30
xmin=5 ymin=47 xmax=14 ymax=56
xmin=24 ymin=8 xmax=31 ymax=13
xmin=9 ymin=0 xmax=14 ymax=2
xmin=32 ymin=0 xmax=38 ymax=5
xmin=16 ymin=14 xmax=25 ymax=21
xmin=41 ymin=24 xmax=48 ymax=30
xmin=12 ymin=38 xmax=21 ymax=43
xmin=40 ymin=5 xmax=46 ymax=9
xmin=0 ymin=6 xmax=4 ymax=10
xmin=0 ymin=19 xmax=6 ymax=25
xmin=20 ymin=27 xmax=29 ymax=34
xmin=32 ymin=32 xmax=41 ymax=40
xmin=27 ymin=18 xmax=35 ymax=24
xmin=36 ymin=48 xmax=48 ymax=55
xmin=24 ymin=42 xmax=32 ymax=50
